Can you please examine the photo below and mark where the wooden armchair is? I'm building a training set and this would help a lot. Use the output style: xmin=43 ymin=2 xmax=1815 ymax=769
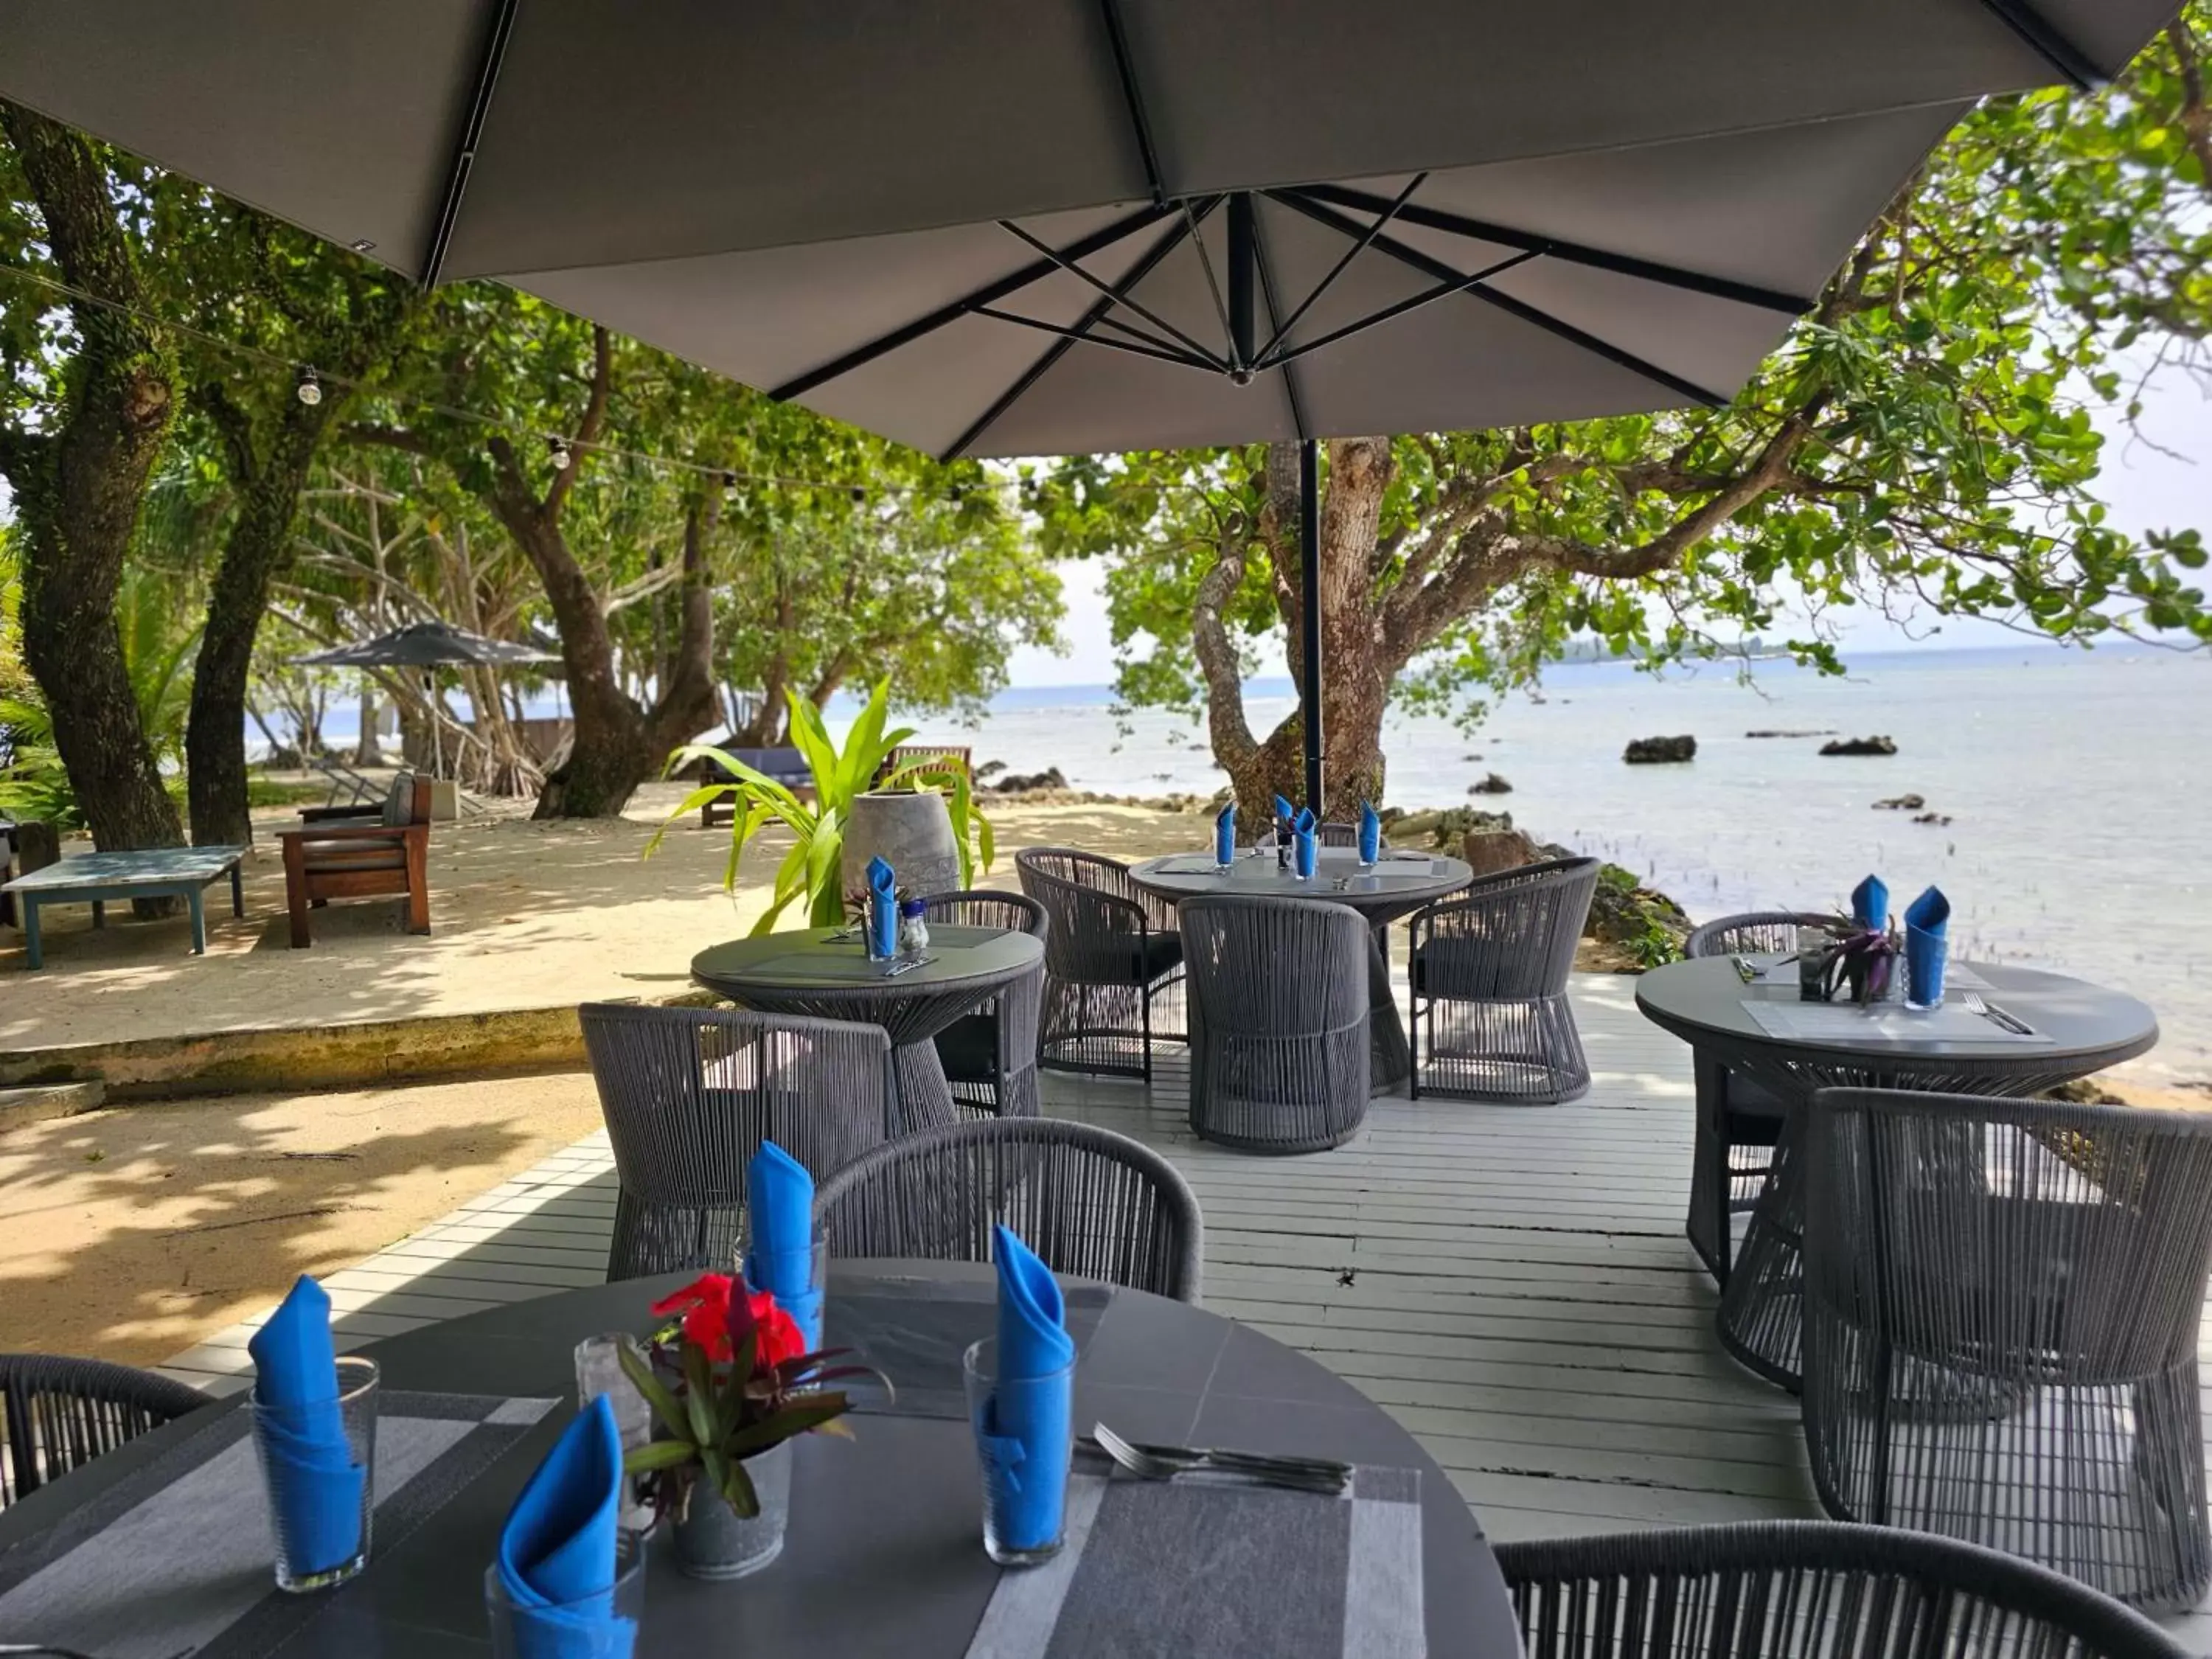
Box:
xmin=278 ymin=771 xmax=432 ymax=947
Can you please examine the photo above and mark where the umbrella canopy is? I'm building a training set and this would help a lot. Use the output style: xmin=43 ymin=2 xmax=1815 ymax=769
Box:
xmin=0 ymin=1 xmax=2177 ymax=456
xmin=296 ymin=619 xmax=557 ymax=671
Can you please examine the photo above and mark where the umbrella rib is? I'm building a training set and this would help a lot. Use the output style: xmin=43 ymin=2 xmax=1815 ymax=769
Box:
xmin=1269 ymin=190 xmax=1728 ymax=409
xmin=1292 ymin=183 xmax=1815 ymax=315
xmin=1256 ymin=171 xmax=1429 ymax=363
xmin=1183 ymin=195 xmax=1237 ymax=358
xmin=1248 ymin=209 xmax=1311 ymax=442
xmin=1096 ymin=0 xmax=1170 ymax=205
xmin=967 ymin=304 xmax=1217 ymax=369
xmin=1088 ymin=307 xmax=1211 ymax=359
xmin=940 ymin=212 xmax=1200 ymax=461
xmin=1259 ymin=248 xmax=1543 ymax=372
xmin=995 ymin=218 xmax=1229 ymax=372
xmin=768 ymin=204 xmax=1172 ymax=401
xmin=1972 ymin=0 xmax=2100 ymax=89
xmin=421 ymin=0 xmax=518 ymax=287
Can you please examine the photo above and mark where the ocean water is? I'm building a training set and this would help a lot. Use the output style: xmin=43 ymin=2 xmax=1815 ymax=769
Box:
xmin=894 ymin=647 xmax=2212 ymax=1082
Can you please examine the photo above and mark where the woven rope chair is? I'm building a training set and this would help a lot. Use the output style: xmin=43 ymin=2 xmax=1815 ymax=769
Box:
xmin=581 ymin=1003 xmax=894 ymax=1282
xmin=919 ymin=889 xmax=1048 ymax=1121
xmin=1 ymin=1353 xmax=206 ymax=1509
xmin=1408 ymin=856 xmax=1599 ymax=1103
xmin=1802 ymin=1088 xmax=2212 ymax=1611
xmin=1180 ymin=895 xmax=1370 ymax=1154
xmin=1498 ymin=1521 xmax=2188 ymax=1659
xmin=1682 ymin=910 xmax=1835 ymax=1285
xmin=1015 ymin=847 xmax=1185 ymax=1080
xmin=815 ymin=1116 xmax=1205 ymax=1304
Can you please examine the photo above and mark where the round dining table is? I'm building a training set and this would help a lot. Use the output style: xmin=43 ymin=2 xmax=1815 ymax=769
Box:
xmin=0 ymin=1262 xmax=1523 ymax=1657
xmin=692 ymin=923 xmax=1044 ymax=1136
xmin=1636 ymin=953 xmax=2159 ymax=1388
xmin=1129 ymin=847 xmax=1473 ymax=1091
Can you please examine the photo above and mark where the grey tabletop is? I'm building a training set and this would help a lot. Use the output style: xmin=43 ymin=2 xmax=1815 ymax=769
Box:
xmin=1635 ymin=955 xmax=2158 ymax=1073
xmin=1 ymin=844 xmax=247 ymax=891
xmin=692 ymin=922 xmax=1043 ymax=996
xmin=0 ymin=1262 xmax=1520 ymax=1658
xmin=1128 ymin=848 xmax=1473 ymax=917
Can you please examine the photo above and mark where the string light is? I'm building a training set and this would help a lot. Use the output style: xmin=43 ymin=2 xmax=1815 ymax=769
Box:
xmin=294 ymin=366 xmax=322 ymax=406
xmin=546 ymin=436 xmax=573 ymax=470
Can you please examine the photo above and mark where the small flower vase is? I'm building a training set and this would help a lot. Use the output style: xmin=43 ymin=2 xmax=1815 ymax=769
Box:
xmin=898 ymin=902 xmax=930 ymax=956
xmin=672 ymin=1439 xmax=793 ymax=1581
xmin=1796 ymin=928 xmax=1832 ymax=1002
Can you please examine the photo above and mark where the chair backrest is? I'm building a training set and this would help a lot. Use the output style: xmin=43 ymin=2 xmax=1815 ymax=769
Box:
xmin=380 ymin=768 xmax=426 ymax=827
xmin=877 ymin=745 xmax=972 ymax=787
xmin=1179 ymin=895 xmax=1368 ymax=1039
xmin=580 ymin=1004 xmax=894 ymax=1278
xmin=1317 ymin=821 xmax=1362 ymax=849
xmin=1498 ymin=1521 xmax=2188 ymax=1659
xmin=1015 ymin=847 xmax=1173 ymax=980
xmin=815 ymin=1116 xmax=1206 ymax=1304
xmin=1804 ymin=1088 xmax=2212 ymax=1382
xmin=1686 ymin=910 xmax=1833 ymax=958
xmin=916 ymin=888 xmax=1048 ymax=940
xmin=1 ymin=1353 xmax=205 ymax=1509
xmin=1413 ymin=855 xmax=1599 ymax=1000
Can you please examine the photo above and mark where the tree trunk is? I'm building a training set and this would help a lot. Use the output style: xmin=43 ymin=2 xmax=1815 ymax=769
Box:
xmin=0 ymin=107 xmax=186 ymax=897
xmin=355 ymin=685 xmax=383 ymax=765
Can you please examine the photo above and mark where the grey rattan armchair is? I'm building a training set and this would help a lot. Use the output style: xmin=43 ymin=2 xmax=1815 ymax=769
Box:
xmin=1015 ymin=847 xmax=1185 ymax=1080
xmin=815 ymin=1116 xmax=1205 ymax=1303
xmin=919 ymin=889 xmax=1047 ymax=1121
xmin=581 ymin=1003 xmax=895 ymax=1282
xmin=1683 ymin=910 xmax=1834 ymax=1285
xmin=1 ymin=1353 xmax=206 ymax=1509
xmin=1408 ymin=856 xmax=1599 ymax=1103
xmin=1180 ymin=895 xmax=1371 ymax=1153
xmin=1802 ymin=1088 xmax=2212 ymax=1610
xmin=1499 ymin=1521 xmax=2188 ymax=1659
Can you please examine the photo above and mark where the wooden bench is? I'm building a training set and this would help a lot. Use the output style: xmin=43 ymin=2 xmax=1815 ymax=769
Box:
xmin=695 ymin=746 xmax=814 ymax=828
xmin=278 ymin=771 xmax=432 ymax=947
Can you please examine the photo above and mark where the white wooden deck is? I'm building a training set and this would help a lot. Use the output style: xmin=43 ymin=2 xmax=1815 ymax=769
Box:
xmin=153 ymin=974 xmax=2212 ymax=1644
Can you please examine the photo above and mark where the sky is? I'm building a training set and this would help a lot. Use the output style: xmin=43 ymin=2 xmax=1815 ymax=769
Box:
xmin=1004 ymin=365 xmax=2212 ymax=687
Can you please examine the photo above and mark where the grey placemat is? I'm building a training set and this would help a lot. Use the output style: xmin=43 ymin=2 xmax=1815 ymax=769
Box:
xmin=1742 ymin=953 xmax=1990 ymax=990
xmin=965 ymin=1464 xmax=1425 ymax=1658
xmin=829 ymin=1280 xmax=1115 ymax=1419
xmin=0 ymin=1391 xmax=556 ymax=1659
xmin=1742 ymin=998 xmax=2053 ymax=1044
xmin=1154 ymin=855 xmax=1229 ymax=874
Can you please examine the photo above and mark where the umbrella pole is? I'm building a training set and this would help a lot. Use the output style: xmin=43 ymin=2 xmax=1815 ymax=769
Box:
xmin=1298 ymin=437 xmax=1324 ymax=812
xmin=425 ymin=669 xmax=443 ymax=779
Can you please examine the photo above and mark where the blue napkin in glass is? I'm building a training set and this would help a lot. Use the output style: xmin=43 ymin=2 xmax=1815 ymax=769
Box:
xmin=1851 ymin=874 xmax=1889 ymax=932
xmin=248 ymin=1276 xmax=364 ymax=1577
xmin=866 ymin=855 xmax=898 ymax=958
xmin=1905 ymin=886 xmax=1950 ymax=1006
xmin=745 ymin=1139 xmax=820 ymax=1353
xmin=1292 ymin=807 xmax=1318 ymax=879
xmin=1214 ymin=803 xmax=1237 ymax=866
xmin=981 ymin=1223 xmax=1075 ymax=1552
xmin=496 ymin=1394 xmax=635 ymax=1658
xmin=1357 ymin=802 xmax=1382 ymax=864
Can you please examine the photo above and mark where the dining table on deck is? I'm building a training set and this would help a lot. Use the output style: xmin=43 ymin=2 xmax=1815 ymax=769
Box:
xmin=1635 ymin=952 xmax=2159 ymax=1390
xmin=0 ymin=1261 xmax=1523 ymax=1657
xmin=1128 ymin=846 xmax=1473 ymax=1093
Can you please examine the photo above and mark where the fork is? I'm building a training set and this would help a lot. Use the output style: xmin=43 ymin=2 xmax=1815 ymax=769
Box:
xmin=883 ymin=954 xmax=936 ymax=978
xmin=1086 ymin=1422 xmax=1350 ymax=1492
xmin=1962 ymin=991 xmax=2033 ymax=1035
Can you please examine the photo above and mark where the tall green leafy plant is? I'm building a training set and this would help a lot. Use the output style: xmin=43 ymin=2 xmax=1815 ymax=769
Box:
xmin=653 ymin=681 xmax=993 ymax=933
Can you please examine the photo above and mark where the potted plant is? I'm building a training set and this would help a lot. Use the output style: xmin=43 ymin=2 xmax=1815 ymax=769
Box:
xmin=653 ymin=681 xmax=992 ymax=932
xmin=1820 ymin=921 xmax=1902 ymax=1005
xmin=616 ymin=1273 xmax=877 ymax=1579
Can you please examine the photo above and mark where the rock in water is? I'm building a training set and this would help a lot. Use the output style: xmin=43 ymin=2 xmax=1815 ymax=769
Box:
xmin=1872 ymin=793 xmax=1926 ymax=810
xmin=991 ymin=766 xmax=1068 ymax=793
xmin=1462 ymin=826 xmax=1544 ymax=877
xmin=1468 ymin=772 xmax=1513 ymax=795
xmin=1623 ymin=734 xmax=1696 ymax=764
xmin=1820 ymin=735 xmax=1898 ymax=757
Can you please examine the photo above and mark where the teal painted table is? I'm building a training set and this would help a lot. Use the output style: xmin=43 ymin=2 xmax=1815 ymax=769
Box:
xmin=3 ymin=846 xmax=248 ymax=969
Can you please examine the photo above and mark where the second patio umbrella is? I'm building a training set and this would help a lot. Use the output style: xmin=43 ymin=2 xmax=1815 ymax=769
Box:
xmin=297 ymin=620 xmax=557 ymax=780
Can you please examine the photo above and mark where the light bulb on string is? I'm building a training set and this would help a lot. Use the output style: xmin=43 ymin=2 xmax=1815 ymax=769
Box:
xmin=849 ymin=484 xmax=866 ymax=506
xmin=294 ymin=366 xmax=322 ymax=406
xmin=547 ymin=437 xmax=573 ymax=470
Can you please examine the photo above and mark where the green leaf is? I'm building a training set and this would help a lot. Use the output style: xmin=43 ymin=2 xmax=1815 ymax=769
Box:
xmin=617 ymin=1342 xmax=694 ymax=1446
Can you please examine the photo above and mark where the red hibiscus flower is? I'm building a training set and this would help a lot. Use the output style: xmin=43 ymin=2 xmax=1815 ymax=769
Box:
xmin=746 ymin=1289 xmax=807 ymax=1370
xmin=650 ymin=1273 xmax=807 ymax=1371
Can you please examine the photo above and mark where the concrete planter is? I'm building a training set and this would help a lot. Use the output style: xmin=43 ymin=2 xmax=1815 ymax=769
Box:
xmin=841 ymin=789 xmax=960 ymax=900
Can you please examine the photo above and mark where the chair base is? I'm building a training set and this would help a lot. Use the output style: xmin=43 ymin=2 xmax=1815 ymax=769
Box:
xmin=1409 ymin=993 xmax=1589 ymax=1105
xmin=1038 ymin=973 xmax=1186 ymax=1080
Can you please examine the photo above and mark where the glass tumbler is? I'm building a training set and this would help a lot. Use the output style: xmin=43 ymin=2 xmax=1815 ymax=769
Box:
xmin=963 ymin=1337 xmax=1074 ymax=1568
xmin=486 ymin=1528 xmax=648 ymax=1657
xmin=741 ymin=1215 xmax=828 ymax=1356
xmin=251 ymin=1354 xmax=379 ymax=1593
xmin=574 ymin=1334 xmax=656 ymax=1531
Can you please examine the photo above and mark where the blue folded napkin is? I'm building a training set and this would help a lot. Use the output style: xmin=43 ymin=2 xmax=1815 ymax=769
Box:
xmin=1291 ymin=807 xmax=1318 ymax=878
xmin=746 ymin=1139 xmax=821 ymax=1353
xmin=1851 ymin=874 xmax=1889 ymax=932
xmin=1272 ymin=794 xmax=1295 ymax=837
xmin=248 ymin=1276 xmax=364 ymax=1577
xmin=1357 ymin=802 xmax=1381 ymax=864
xmin=1214 ymin=804 xmax=1237 ymax=866
xmin=981 ymin=1224 xmax=1075 ymax=1553
xmin=496 ymin=1395 xmax=635 ymax=1658
xmin=866 ymin=855 xmax=898 ymax=958
xmin=1905 ymin=886 xmax=1950 ymax=1006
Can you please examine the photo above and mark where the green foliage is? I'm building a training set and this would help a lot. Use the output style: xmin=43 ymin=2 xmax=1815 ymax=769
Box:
xmin=653 ymin=681 xmax=995 ymax=931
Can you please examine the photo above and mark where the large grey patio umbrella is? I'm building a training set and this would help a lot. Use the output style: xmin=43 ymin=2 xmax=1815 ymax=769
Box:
xmin=297 ymin=620 xmax=557 ymax=779
xmin=3 ymin=0 xmax=2177 ymax=801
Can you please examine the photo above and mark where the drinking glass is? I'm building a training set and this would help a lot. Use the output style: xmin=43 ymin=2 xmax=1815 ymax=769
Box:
xmin=963 ymin=1337 xmax=1074 ymax=1568
xmin=1904 ymin=933 xmax=1948 ymax=1012
xmin=740 ymin=1215 xmax=828 ymax=1354
xmin=251 ymin=1354 xmax=378 ymax=1593
xmin=574 ymin=1334 xmax=656 ymax=1531
xmin=486 ymin=1528 xmax=647 ymax=1657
